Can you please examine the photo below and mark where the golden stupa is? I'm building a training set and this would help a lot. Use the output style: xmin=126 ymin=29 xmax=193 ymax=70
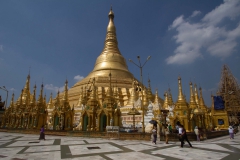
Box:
xmin=63 ymin=8 xmax=144 ymax=106
xmin=2 ymin=8 xmax=225 ymax=134
xmin=56 ymin=7 xmax=162 ymax=131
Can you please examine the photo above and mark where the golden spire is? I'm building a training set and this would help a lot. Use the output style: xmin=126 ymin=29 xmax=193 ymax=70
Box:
xmin=142 ymin=89 xmax=148 ymax=107
xmin=30 ymin=84 xmax=36 ymax=104
xmin=199 ymin=87 xmax=206 ymax=107
xmin=189 ymin=81 xmax=197 ymax=109
xmin=47 ymin=92 xmax=53 ymax=109
xmin=54 ymin=90 xmax=60 ymax=107
xmin=168 ymin=88 xmax=174 ymax=106
xmin=163 ymin=91 xmax=169 ymax=109
xmin=22 ymin=74 xmax=31 ymax=104
xmin=147 ymin=78 xmax=153 ymax=101
xmin=177 ymin=76 xmax=184 ymax=101
xmin=194 ymin=83 xmax=199 ymax=105
xmin=37 ymin=83 xmax=44 ymax=103
xmin=176 ymin=76 xmax=188 ymax=107
xmin=86 ymin=7 xmax=133 ymax=78
xmin=24 ymin=74 xmax=30 ymax=92
xmin=62 ymin=79 xmax=68 ymax=101
xmin=154 ymin=89 xmax=160 ymax=105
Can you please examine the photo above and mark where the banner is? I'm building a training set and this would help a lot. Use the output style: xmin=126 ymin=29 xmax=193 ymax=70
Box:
xmin=214 ymin=96 xmax=225 ymax=110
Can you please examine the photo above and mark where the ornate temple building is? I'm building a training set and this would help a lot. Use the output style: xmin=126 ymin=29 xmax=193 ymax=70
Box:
xmin=1 ymin=8 xmax=239 ymax=133
xmin=211 ymin=65 xmax=240 ymax=129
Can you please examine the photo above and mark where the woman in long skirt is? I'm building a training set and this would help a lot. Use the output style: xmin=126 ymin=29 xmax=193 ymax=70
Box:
xmin=152 ymin=126 xmax=157 ymax=144
xmin=39 ymin=125 xmax=46 ymax=140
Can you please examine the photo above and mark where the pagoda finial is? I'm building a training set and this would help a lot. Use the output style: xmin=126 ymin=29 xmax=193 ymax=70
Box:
xmin=24 ymin=73 xmax=30 ymax=91
xmin=47 ymin=92 xmax=53 ymax=109
xmin=199 ymin=87 xmax=205 ymax=106
xmin=163 ymin=91 xmax=169 ymax=109
xmin=189 ymin=81 xmax=197 ymax=109
xmin=194 ymin=83 xmax=199 ymax=105
xmin=147 ymin=77 xmax=152 ymax=101
xmin=37 ymin=83 xmax=44 ymax=103
xmin=177 ymin=76 xmax=184 ymax=101
xmin=108 ymin=6 xmax=114 ymax=19
xmin=30 ymin=84 xmax=36 ymax=104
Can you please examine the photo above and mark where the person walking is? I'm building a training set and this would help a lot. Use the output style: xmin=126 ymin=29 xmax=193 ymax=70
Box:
xmin=39 ymin=125 xmax=46 ymax=140
xmin=228 ymin=126 xmax=234 ymax=139
xmin=178 ymin=124 xmax=192 ymax=148
xmin=194 ymin=126 xmax=200 ymax=142
xmin=152 ymin=125 xmax=157 ymax=144
xmin=165 ymin=125 xmax=170 ymax=144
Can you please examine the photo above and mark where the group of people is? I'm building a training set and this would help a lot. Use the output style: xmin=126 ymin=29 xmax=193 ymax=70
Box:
xmin=151 ymin=123 xmax=172 ymax=145
xmin=151 ymin=122 xmax=193 ymax=148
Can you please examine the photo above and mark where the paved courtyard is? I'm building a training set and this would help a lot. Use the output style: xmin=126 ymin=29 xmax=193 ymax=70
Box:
xmin=0 ymin=132 xmax=239 ymax=160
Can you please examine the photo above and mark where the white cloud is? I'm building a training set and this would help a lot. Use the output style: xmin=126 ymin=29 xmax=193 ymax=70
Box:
xmin=202 ymin=0 xmax=240 ymax=25
xmin=0 ymin=45 xmax=3 ymax=52
xmin=74 ymin=75 xmax=84 ymax=81
xmin=168 ymin=15 xmax=184 ymax=30
xmin=45 ymin=84 xmax=65 ymax=93
xmin=166 ymin=0 xmax=240 ymax=65
xmin=191 ymin=11 xmax=201 ymax=18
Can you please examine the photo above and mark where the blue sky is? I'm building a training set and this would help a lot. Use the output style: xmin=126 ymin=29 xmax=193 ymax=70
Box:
xmin=0 ymin=0 xmax=239 ymax=107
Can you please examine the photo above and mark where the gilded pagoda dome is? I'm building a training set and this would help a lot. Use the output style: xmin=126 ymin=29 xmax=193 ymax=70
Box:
xmin=62 ymin=8 xmax=145 ymax=107
xmin=77 ymin=7 xmax=133 ymax=81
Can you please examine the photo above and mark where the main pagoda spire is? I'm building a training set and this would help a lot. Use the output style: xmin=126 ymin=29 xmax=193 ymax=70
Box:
xmin=89 ymin=7 xmax=132 ymax=78
xmin=101 ymin=6 xmax=120 ymax=55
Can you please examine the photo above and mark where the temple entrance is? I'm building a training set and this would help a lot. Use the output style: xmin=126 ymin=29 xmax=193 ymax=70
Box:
xmin=83 ymin=115 xmax=88 ymax=131
xmin=100 ymin=114 xmax=107 ymax=132
xmin=53 ymin=115 xmax=59 ymax=130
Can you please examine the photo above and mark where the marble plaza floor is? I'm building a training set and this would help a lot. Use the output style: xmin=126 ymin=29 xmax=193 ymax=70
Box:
xmin=0 ymin=132 xmax=239 ymax=160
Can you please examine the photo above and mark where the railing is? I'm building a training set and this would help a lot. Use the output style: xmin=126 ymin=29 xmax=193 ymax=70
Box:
xmin=106 ymin=126 xmax=119 ymax=139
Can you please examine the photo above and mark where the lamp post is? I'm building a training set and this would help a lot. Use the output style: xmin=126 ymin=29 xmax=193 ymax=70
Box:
xmin=129 ymin=55 xmax=151 ymax=133
xmin=0 ymin=86 xmax=8 ymax=109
